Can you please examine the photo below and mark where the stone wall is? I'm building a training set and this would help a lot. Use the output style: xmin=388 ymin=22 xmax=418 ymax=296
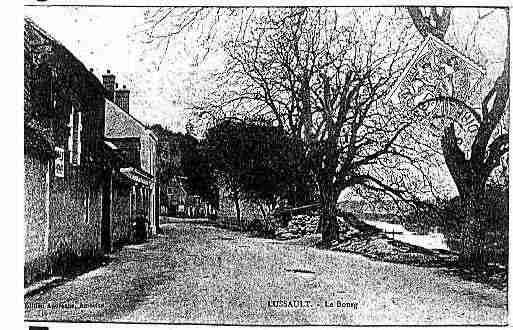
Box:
xmin=47 ymin=164 xmax=103 ymax=269
xmin=24 ymin=154 xmax=50 ymax=284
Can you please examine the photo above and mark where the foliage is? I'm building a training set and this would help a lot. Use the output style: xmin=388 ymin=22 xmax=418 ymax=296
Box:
xmin=145 ymin=7 xmax=508 ymax=247
xmin=204 ymin=118 xmax=314 ymax=209
xmin=187 ymin=8 xmax=425 ymax=244
xmin=151 ymin=124 xmax=218 ymax=206
xmin=246 ymin=217 xmax=278 ymax=238
xmin=402 ymin=184 xmax=508 ymax=265
xmin=181 ymin=135 xmax=219 ymax=207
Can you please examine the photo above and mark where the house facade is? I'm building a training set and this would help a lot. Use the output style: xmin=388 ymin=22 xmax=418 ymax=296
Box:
xmin=24 ymin=17 xmax=116 ymax=284
xmin=104 ymin=87 xmax=158 ymax=239
xmin=24 ymin=18 xmax=159 ymax=285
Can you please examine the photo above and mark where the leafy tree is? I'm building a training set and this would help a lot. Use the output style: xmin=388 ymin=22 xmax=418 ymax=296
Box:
xmin=145 ymin=7 xmax=506 ymax=248
xmin=180 ymin=134 xmax=219 ymax=207
xmin=205 ymin=118 xmax=313 ymax=225
xmin=151 ymin=124 xmax=218 ymax=207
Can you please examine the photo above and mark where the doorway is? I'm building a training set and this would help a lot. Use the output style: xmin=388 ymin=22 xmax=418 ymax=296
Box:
xmin=101 ymin=171 xmax=112 ymax=253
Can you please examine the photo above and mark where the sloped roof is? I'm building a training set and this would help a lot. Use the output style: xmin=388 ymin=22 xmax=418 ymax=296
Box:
xmin=24 ymin=16 xmax=106 ymax=100
xmin=104 ymin=99 xmax=146 ymax=138
xmin=25 ymin=17 xmax=108 ymax=160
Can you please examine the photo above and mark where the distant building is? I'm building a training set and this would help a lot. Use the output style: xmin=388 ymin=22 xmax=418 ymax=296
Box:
xmin=165 ymin=176 xmax=188 ymax=216
xmin=151 ymin=125 xmax=213 ymax=219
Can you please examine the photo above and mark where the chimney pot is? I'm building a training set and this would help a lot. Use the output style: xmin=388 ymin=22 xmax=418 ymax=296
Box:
xmin=89 ymin=68 xmax=94 ymax=72
xmin=102 ymin=70 xmax=116 ymax=101
xmin=114 ymin=86 xmax=130 ymax=113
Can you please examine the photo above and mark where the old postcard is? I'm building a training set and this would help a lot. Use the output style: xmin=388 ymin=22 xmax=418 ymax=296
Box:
xmin=23 ymin=1 xmax=509 ymax=326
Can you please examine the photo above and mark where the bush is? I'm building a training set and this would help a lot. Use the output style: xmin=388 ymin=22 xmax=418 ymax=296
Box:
xmin=443 ymin=186 xmax=508 ymax=265
xmin=402 ymin=185 xmax=508 ymax=265
xmin=402 ymin=208 xmax=441 ymax=234
xmin=246 ymin=216 xmax=278 ymax=238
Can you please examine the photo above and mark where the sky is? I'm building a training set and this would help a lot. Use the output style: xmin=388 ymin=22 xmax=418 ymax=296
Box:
xmin=24 ymin=6 xmax=508 ymax=203
xmin=25 ymin=6 xmax=508 ymax=135
xmin=25 ymin=6 xmax=193 ymax=132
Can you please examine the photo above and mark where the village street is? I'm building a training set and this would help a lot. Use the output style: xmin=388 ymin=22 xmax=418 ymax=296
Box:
xmin=25 ymin=219 xmax=507 ymax=325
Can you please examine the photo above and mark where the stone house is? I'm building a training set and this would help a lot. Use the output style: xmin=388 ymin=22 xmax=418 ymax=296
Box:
xmin=150 ymin=125 xmax=185 ymax=217
xmin=24 ymin=17 xmax=118 ymax=284
xmin=103 ymin=77 xmax=158 ymax=238
xmin=24 ymin=17 xmax=159 ymax=285
xmin=164 ymin=176 xmax=188 ymax=216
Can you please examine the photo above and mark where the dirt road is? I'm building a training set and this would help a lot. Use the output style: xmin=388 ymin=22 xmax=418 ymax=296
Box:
xmin=25 ymin=221 xmax=507 ymax=325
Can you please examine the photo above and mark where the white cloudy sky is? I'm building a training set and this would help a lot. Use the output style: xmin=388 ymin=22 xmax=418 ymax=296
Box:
xmin=25 ymin=6 xmax=196 ymax=132
xmin=25 ymin=6 xmax=508 ymax=134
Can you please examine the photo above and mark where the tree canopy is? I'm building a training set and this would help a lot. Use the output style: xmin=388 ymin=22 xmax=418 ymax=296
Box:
xmin=145 ymin=7 xmax=509 ymax=246
xmin=205 ymin=118 xmax=314 ymax=208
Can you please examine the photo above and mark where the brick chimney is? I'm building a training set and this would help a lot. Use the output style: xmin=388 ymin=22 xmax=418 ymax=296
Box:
xmin=114 ymin=84 xmax=130 ymax=113
xmin=102 ymin=69 xmax=116 ymax=101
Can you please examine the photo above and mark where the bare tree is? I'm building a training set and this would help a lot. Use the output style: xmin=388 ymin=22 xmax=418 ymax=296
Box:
xmin=408 ymin=7 xmax=510 ymax=266
xmin=177 ymin=8 xmax=424 ymax=245
xmin=407 ymin=7 xmax=451 ymax=40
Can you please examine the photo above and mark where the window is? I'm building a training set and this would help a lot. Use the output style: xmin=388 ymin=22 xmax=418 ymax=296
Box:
xmin=33 ymin=62 xmax=56 ymax=117
xmin=67 ymin=105 xmax=82 ymax=166
xmin=84 ymin=185 xmax=90 ymax=224
xmin=149 ymin=142 xmax=153 ymax=175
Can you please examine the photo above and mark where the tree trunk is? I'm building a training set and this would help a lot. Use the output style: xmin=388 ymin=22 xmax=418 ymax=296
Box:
xmin=320 ymin=201 xmax=340 ymax=246
xmin=317 ymin=184 xmax=340 ymax=246
xmin=234 ymin=198 xmax=241 ymax=230
xmin=458 ymin=191 xmax=487 ymax=268
xmin=441 ymin=125 xmax=488 ymax=267
xmin=258 ymin=202 xmax=267 ymax=220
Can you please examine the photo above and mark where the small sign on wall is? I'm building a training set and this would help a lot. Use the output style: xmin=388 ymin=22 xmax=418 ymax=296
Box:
xmin=55 ymin=147 xmax=64 ymax=178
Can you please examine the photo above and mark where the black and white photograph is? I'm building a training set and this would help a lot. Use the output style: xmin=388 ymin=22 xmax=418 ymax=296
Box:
xmin=22 ymin=1 xmax=509 ymax=326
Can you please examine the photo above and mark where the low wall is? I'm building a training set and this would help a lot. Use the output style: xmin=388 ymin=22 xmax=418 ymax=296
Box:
xmin=216 ymin=184 xmax=265 ymax=230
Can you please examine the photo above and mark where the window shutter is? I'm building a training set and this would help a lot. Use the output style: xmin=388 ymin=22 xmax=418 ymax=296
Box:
xmin=68 ymin=106 xmax=74 ymax=163
xmin=68 ymin=105 xmax=82 ymax=166
xmin=76 ymin=111 xmax=82 ymax=166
